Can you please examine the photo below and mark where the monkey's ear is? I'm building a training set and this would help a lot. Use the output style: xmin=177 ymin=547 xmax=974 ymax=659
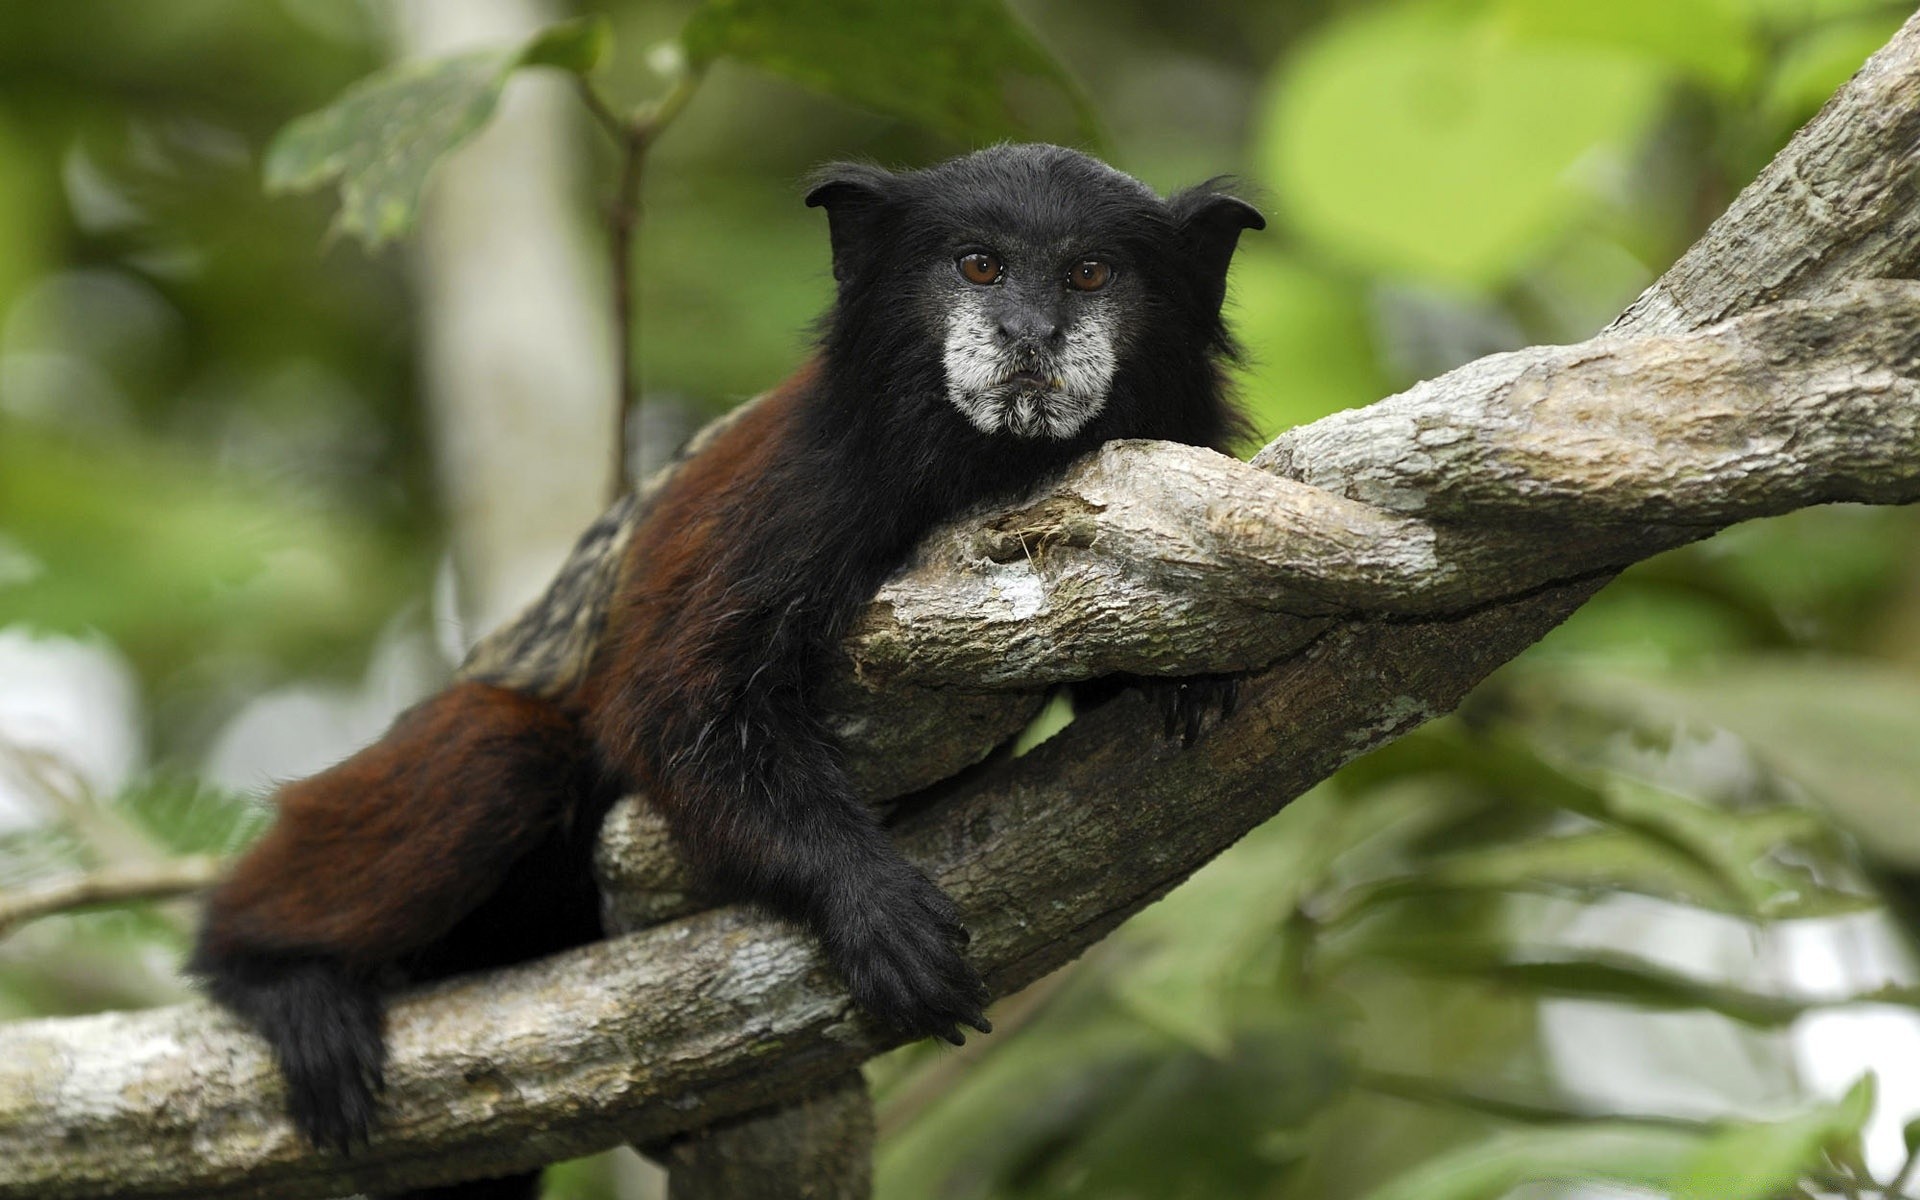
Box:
xmin=805 ymin=163 xmax=900 ymax=283
xmin=1168 ymin=182 xmax=1266 ymax=313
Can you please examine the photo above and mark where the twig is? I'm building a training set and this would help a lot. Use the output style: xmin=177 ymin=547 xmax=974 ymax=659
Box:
xmin=1887 ymin=1138 xmax=1920 ymax=1198
xmin=576 ymin=70 xmax=703 ymax=499
xmin=0 ymin=856 xmax=225 ymax=940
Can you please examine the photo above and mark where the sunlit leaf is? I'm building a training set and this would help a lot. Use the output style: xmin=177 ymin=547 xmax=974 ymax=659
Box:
xmin=1670 ymin=1074 xmax=1875 ymax=1200
xmin=1763 ymin=12 xmax=1908 ymax=124
xmin=264 ymin=16 xmax=611 ymax=249
xmin=1227 ymin=245 xmax=1386 ymax=442
xmin=1497 ymin=0 xmax=1759 ymax=93
xmin=1260 ymin=3 xmax=1663 ymax=285
xmin=1353 ymin=1123 xmax=1702 ymax=1200
xmin=679 ymin=0 xmax=1101 ymax=146
xmin=519 ymin=14 xmax=611 ymax=74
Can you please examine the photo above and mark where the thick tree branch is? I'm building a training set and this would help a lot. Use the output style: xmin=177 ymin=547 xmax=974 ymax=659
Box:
xmin=3 ymin=13 xmax=1919 ymax=1198
xmin=0 ymin=587 xmax=1589 ymax=1199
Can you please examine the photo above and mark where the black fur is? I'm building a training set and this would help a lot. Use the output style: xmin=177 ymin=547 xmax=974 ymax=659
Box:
xmin=201 ymin=952 xmax=386 ymax=1155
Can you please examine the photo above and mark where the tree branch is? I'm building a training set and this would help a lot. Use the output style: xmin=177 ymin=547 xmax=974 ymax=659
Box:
xmin=0 ymin=858 xmax=223 ymax=940
xmin=3 ymin=13 xmax=1918 ymax=1198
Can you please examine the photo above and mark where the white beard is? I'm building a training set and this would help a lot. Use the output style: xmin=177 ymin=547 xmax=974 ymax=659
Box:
xmin=941 ymin=305 xmax=1117 ymax=439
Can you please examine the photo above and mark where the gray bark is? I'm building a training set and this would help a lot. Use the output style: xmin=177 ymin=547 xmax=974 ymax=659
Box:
xmin=654 ymin=1073 xmax=874 ymax=1200
xmin=2 ymin=12 xmax=1919 ymax=1199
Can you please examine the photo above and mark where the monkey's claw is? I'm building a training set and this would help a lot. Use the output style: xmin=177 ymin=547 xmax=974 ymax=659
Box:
xmin=823 ymin=863 xmax=993 ymax=1045
xmin=1148 ymin=674 xmax=1241 ymax=746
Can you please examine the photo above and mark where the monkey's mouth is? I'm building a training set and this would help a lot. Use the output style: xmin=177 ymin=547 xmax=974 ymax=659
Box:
xmin=1002 ymin=368 xmax=1060 ymax=391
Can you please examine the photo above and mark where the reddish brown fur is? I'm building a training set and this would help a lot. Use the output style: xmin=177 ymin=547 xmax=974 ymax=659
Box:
xmin=573 ymin=364 xmax=810 ymax=792
xmin=199 ymin=681 xmax=592 ymax=970
xmin=199 ymin=371 xmax=814 ymax=978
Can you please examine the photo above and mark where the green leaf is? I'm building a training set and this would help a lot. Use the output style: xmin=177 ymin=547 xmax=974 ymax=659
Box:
xmin=1762 ymin=13 xmax=1909 ymax=126
xmin=264 ymin=17 xmax=611 ymax=249
xmin=115 ymin=774 xmax=272 ymax=859
xmin=1670 ymin=1075 xmax=1875 ymax=1200
xmin=877 ymin=1010 xmax=1345 ymax=1200
xmin=1353 ymin=1123 xmax=1703 ymax=1200
xmin=1744 ymin=0 xmax=1905 ymax=22
xmin=1227 ymin=245 xmax=1387 ymax=443
xmin=1374 ymin=945 xmax=1811 ymax=1026
xmin=1259 ymin=2 xmax=1663 ymax=285
xmin=264 ymin=49 xmax=516 ymax=248
xmin=679 ymin=0 xmax=1100 ymax=146
xmin=1363 ymin=943 xmax=1920 ymax=1027
xmin=1360 ymin=808 xmax=1868 ymax=921
xmin=1359 ymin=1081 xmax=1875 ymax=1200
xmin=1346 ymin=726 xmax=1769 ymax=913
xmin=1496 ymin=0 xmax=1759 ymax=94
xmin=519 ymin=15 xmax=611 ymax=74
xmin=1565 ymin=661 xmax=1920 ymax=869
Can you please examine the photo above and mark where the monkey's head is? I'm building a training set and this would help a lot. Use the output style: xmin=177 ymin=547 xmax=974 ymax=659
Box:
xmin=807 ymin=144 xmax=1263 ymax=447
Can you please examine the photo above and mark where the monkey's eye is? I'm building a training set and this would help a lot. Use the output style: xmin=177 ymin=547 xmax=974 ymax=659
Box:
xmin=1068 ymin=259 xmax=1113 ymax=292
xmin=958 ymin=252 xmax=1003 ymax=285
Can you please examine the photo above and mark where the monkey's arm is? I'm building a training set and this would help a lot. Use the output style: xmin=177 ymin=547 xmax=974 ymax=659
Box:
xmin=578 ymin=378 xmax=989 ymax=1043
xmin=604 ymin=672 xmax=992 ymax=1045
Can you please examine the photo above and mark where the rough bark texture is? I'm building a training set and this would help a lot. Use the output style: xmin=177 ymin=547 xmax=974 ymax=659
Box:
xmin=655 ymin=1073 xmax=874 ymax=1200
xmin=2 ymin=13 xmax=1919 ymax=1199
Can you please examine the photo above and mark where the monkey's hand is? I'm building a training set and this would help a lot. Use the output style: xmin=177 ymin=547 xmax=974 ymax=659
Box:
xmin=1145 ymin=674 xmax=1241 ymax=747
xmin=820 ymin=859 xmax=992 ymax=1046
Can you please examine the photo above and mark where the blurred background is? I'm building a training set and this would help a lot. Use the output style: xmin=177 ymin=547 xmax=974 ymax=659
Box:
xmin=3 ymin=1 xmax=1920 ymax=1197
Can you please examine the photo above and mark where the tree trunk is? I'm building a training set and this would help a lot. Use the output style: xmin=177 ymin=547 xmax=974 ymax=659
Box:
xmin=655 ymin=1074 xmax=874 ymax=1200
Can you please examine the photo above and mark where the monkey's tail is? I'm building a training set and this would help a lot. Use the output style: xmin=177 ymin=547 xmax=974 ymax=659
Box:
xmin=190 ymin=680 xmax=602 ymax=1154
xmin=193 ymin=947 xmax=386 ymax=1153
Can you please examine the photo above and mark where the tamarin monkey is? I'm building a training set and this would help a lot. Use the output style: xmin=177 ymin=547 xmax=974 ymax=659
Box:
xmin=192 ymin=142 xmax=1263 ymax=1195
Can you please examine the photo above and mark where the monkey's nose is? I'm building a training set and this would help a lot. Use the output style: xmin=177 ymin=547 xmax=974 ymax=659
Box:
xmin=996 ymin=317 xmax=1063 ymax=348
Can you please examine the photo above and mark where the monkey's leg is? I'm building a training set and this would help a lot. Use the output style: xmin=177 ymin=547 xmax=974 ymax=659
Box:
xmin=653 ymin=695 xmax=991 ymax=1045
xmin=192 ymin=681 xmax=595 ymax=1153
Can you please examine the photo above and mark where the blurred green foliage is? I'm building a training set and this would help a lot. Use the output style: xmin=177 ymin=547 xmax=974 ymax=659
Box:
xmin=264 ymin=16 xmax=612 ymax=247
xmin=3 ymin=0 xmax=1920 ymax=1197
xmin=679 ymin=0 xmax=1103 ymax=146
